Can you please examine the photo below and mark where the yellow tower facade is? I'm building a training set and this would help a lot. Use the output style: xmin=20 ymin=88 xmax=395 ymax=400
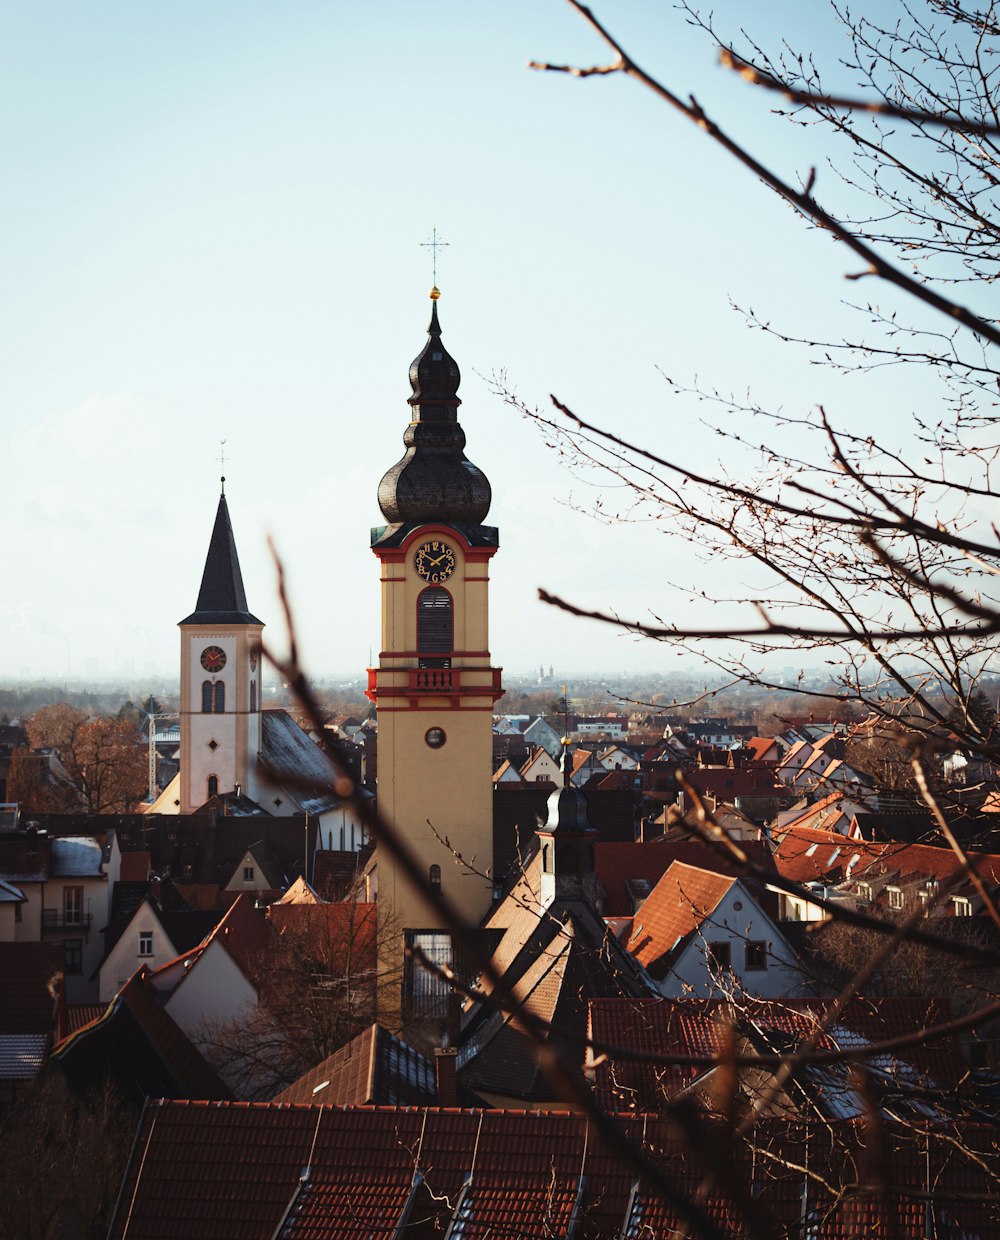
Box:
xmin=367 ymin=292 xmax=502 ymax=941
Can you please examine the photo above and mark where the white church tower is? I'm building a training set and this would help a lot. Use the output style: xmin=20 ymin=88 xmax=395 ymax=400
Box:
xmin=177 ymin=485 xmax=264 ymax=813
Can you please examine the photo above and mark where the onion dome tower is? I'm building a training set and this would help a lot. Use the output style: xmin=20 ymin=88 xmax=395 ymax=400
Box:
xmin=368 ymin=290 xmax=503 ymax=951
xmin=376 ymin=289 xmax=494 ymax=537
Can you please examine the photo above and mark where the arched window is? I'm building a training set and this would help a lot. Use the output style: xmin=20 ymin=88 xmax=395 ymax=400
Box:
xmin=207 ymin=775 xmax=218 ymax=798
xmin=429 ymin=864 xmax=442 ymax=895
xmin=417 ymin=588 xmax=453 ymax=668
xmin=201 ymin=681 xmax=213 ymax=713
xmin=250 ymin=681 xmax=257 ymax=713
xmin=214 ymin=681 xmax=225 ymax=712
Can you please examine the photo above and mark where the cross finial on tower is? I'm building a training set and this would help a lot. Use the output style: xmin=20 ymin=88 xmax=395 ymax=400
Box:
xmin=420 ymin=227 xmax=449 ymax=295
xmin=219 ymin=440 xmax=227 ymax=495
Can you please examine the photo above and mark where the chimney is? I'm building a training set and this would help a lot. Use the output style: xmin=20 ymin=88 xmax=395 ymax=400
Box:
xmin=434 ymin=1046 xmax=458 ymax=1108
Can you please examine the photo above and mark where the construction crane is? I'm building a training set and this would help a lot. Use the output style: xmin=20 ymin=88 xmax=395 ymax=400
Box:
xmin=146 ymin=712 xmax=178 ymax=804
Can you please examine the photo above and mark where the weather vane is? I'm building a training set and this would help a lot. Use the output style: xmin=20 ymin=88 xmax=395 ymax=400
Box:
xmin=219 ymin=439 xmax=227 ymax=494
xmin=420 ymin=227 xmax=449 ymax=290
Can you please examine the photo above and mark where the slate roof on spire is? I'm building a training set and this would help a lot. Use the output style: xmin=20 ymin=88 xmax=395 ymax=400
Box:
xmin=180 ymin=493 xmax=262 ymax=625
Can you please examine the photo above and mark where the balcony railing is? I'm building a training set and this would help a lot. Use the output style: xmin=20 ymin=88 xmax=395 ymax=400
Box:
xmin=367 ymin=666 xmax=504 ymax=698
xmin=411 ymin=667 xmax=456 ymax=692
xmin=42 ymin=910 xmax=92 ymax=929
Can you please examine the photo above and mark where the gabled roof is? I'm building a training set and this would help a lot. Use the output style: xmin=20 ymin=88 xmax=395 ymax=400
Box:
xmin=596 ymin=840 xmax=775 ymax=917
xmin=272 ymin=875 xmax=321 ymax=905
xmin=273 ymin=1023 xmax=440 ymax=1107
xmin=462 ymin=877 xmax=650 ymax=1100
xmin=200 ymin=893 xmax=274 ymax=984
xmin=51 ymin=967 xmax=230 ymax=1103
xmin=519 ymin=747 xmax=559 ymax=779
xmin=258 ymin=710 xmax=344 ymax=815
xmin=236 ymin=838 xmax=288 ymax=890
xmin=625 ymin=862 xmax=738 ymax=977
xmin=179 ymin=492 xmax=262 ymax=626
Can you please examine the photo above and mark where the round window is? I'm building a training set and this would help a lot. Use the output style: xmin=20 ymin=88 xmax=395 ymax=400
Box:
xmin=425 ymin=727 xmax=447 ymax=749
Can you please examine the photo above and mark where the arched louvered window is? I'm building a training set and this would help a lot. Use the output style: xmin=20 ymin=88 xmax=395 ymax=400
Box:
xmin=417 ymin=587 xmax=453 ymax=668
xmin=214 ymin=681 xmax=225 ymax=712
xmin=250 ymin=682 xmax=257 ymax=713
xmin=201 ymin=681 xmax=213 ymax=713
xmin=207 ymin=775 xmax=218 ymax=798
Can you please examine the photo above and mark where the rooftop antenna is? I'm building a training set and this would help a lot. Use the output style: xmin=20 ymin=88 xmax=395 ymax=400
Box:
xmin=420 ymin=227 xmax=449 ymax=297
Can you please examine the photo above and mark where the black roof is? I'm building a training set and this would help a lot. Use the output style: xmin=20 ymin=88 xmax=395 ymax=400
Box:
xmin=179 ymin=492 xmax=262 ymax=626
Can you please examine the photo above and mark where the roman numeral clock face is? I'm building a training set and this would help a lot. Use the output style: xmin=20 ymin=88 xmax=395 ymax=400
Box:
xmin=414 ymin=540 xmax=456 ymax=584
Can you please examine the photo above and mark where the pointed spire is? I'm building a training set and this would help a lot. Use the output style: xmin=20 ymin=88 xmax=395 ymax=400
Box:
xmin=179 ymin=493 xmax=262 ymax=625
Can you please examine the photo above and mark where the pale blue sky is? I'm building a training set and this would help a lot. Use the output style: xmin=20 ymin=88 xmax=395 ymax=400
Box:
xmin=1 ymin=1 xmax=934 ymax=684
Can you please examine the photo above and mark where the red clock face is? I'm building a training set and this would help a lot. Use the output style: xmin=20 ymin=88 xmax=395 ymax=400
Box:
xmin=200 ymin=645 xmax=227 ymax=673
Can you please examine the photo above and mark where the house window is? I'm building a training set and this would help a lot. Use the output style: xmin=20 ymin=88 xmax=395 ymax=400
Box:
xmin=708 ymin=941 xmax=731 ymax=971
xmin=856 ymin=883 xmax=873 ymax=902
xmin=64 ymin=939 xmax=83 ymax=975
xmin=425 ymin=727 xmax=447 ymax=749
xmin=63 ymin=886 xmax=83 ymax=926
xmin=138 ymin=931 xmax=153 ymax=956
xmin=243 ymin=866 xmax=255 ymax=882
xmin=202 ymin=681 xmax=213 ymax=713
xmin=429 ymin=864 xmax=442 ymax=895
xmin=207 ymin=775 xmax=219 ymax=798
xmin=953 ymin=896 xmax=973 ymax=917
xmin=744 ymin=941 xmax=768 ymax=971
xmin=417 ymin=587 xmax=453 ymax=667
xmin=214 ymin=681 xmax=225 ymax=713
xmin=887 ymin=887 xmax=904 ymax=910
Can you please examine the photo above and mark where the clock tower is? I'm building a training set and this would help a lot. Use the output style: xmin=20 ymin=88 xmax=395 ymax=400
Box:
xmin=367 ymin=290 xmax=502 ymax=936
xmin=178 ymin=486 xmax=264 ymax=813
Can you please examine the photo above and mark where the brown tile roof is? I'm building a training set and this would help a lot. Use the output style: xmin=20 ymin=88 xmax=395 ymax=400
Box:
xmin=107 ymin=1104 xmax=1000 ymax=1239
xmin=273 ymin=1024 xmax=438 ymax=1108
xmin=589 ymin=996 xmax=730 ymax=1110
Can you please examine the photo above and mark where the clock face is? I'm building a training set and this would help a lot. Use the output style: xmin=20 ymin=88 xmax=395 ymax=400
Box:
xmin=414 ymin=539 xmax=457 ymax=584
xmin=200 ymin=645 xmax=227 ymax=674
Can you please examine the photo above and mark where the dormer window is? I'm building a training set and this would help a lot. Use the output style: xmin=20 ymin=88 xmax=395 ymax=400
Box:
xmin=243 ymin=865 xmax=255 ymax=882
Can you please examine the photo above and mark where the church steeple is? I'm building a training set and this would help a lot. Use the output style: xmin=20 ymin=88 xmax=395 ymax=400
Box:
xmin=180 ymin=489 xmax=262 ymax=626
xmin=176 ymin=486 xmax=264 ymax=814
xmin=376 ymin=292 xmax=492 ymax=529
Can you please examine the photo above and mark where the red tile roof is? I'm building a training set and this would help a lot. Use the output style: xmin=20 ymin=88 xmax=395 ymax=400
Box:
xmin=770 ymin=824 xmax=1000 ymax=894
xmin=625 ymin=862 xmax=737 ymax=973
xmin=596 ymin=840 xmax=774 ymax=916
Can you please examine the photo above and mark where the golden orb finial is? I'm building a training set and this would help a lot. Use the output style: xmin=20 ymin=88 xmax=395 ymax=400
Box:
xmin=430 ymin=285 xmax=441 ymax=300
